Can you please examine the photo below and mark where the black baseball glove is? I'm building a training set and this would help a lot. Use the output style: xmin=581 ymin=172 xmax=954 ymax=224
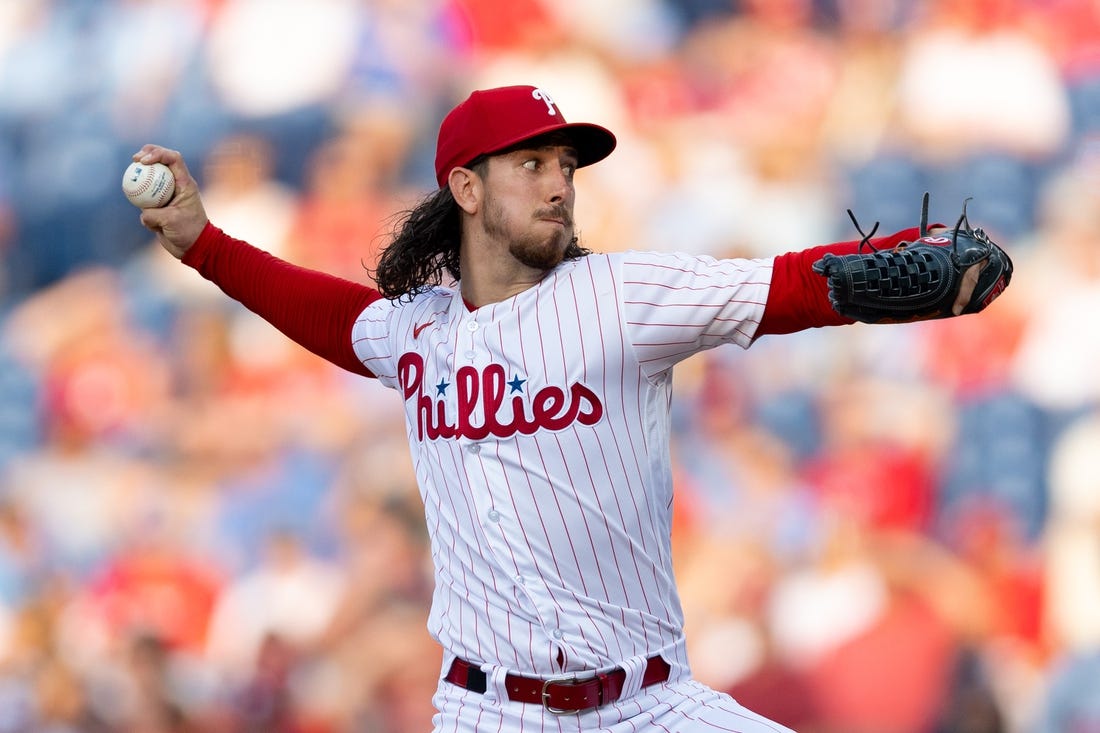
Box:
xmin=812 ymin=193 xmax=1013 ymax=324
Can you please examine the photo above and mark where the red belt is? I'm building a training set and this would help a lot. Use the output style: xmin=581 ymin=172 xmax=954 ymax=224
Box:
xmin=444 ymin=655 xmax=671 ymax=715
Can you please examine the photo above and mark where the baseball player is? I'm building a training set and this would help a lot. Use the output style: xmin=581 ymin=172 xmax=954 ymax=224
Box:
xmin=133 ymin=85 xmax=1010 ymax=731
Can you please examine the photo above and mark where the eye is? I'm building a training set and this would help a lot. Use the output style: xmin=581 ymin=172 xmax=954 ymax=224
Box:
xmin=522 ymin=159 xmax=539 ymax=171
xmin=562 ymin=162 xmax=576 ymax=179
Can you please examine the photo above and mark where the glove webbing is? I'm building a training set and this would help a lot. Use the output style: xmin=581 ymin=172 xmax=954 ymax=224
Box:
xmin=839 ymin=245 xmax=960 ymax=312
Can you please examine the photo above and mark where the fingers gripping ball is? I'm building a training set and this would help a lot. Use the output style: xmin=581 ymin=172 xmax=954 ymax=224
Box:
xmin=122 ymin=161 xmax=175 ymax=209
xmin=812 ymin=194 xmax=1013 ymax=324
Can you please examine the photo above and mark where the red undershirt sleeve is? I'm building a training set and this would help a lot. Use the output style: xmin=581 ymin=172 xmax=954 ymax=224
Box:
xmin=755 ymin=226 xmax=926 ymax=339
xmin=180 ymin=222 xmax=381 ymax=377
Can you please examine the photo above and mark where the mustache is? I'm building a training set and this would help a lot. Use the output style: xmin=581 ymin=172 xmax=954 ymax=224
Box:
xmin=535 ymin=206 xmax=573 ymax=226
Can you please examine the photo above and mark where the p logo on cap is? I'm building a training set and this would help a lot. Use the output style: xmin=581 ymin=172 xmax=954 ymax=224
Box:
xmin=434 ymin=85 xmax=616 ymax=189
xmin=531 ymin=88 xmax=558 ymax=115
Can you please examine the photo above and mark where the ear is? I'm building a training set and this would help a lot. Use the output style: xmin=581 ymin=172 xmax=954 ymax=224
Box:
xmin=448 ymin=167 xmax=481 ymax=215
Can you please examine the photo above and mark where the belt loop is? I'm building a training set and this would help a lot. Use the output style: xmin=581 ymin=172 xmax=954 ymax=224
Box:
xmin=615 ymin=654 xmax=649 ymax=701
xmin=483 ymin=663 xmax=508 ymax=705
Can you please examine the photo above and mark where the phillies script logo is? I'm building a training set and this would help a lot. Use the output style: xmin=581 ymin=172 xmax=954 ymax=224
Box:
xmin=398 ymin=353 xmax=604 ymax=441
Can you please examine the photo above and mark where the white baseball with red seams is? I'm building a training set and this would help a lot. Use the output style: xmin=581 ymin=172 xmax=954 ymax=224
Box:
xmin=351 ymin=250 xmax=793 ymax=731
xmin=122 ymin=161 xmax=175 ymax=208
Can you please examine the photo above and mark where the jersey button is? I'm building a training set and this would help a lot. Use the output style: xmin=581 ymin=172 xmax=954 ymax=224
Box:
xmin=551 ymin=629 xmax=564 ymax=640
xmin=487 ymin=509 xmax=500 ymax=522
xmin=467 ymin=443 xmax=481 ymax=454
xmin=464 ymin=350 xmax=476 ymax=359
xmin=466 ymin=321 xmax=479 ymax=332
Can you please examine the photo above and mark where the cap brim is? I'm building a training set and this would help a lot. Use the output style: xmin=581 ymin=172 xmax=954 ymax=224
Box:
xmin=483 ymin=121 xmax=617 ymax=170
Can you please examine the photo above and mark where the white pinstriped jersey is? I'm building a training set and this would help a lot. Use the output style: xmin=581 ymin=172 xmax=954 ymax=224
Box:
xmin=350 ymin=249 xmax=774 ymax=677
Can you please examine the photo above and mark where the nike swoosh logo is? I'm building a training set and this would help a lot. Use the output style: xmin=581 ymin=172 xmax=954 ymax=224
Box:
xmin=413 ymin=320 xmax=435 ymax=339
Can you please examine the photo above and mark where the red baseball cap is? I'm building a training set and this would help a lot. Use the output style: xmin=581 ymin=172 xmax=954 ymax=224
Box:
xmin=434 ymin=85 xmax=617 ymax=188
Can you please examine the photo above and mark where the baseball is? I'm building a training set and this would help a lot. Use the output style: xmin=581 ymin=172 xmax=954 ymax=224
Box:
xmin=122 ymin=161 xmax=175 ymax=209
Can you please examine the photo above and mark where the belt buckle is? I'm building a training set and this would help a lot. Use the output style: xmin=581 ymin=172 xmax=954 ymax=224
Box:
xmin=540 ymin=674 xmax=584 ymax=716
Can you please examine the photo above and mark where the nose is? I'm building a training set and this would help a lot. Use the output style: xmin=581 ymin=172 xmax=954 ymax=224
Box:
xmin=547 ymin=167 xmax=572 ymax=205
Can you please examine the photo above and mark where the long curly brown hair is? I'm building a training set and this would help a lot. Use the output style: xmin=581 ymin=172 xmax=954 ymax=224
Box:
xmin=372 ymin=183 xmax=464 ymax=301
xmin=371 ymin=140 xmax=591 ymax=301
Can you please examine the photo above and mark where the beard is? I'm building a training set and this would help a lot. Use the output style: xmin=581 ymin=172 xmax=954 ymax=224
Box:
xmin=483 ymin=196 xmax=575 ymax=272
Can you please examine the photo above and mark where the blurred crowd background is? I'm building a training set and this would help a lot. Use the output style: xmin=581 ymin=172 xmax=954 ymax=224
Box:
xmin=0 ymin=0 xmax=1098 ymax=731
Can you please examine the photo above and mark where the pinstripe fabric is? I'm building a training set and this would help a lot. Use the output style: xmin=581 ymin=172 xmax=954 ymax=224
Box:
xmin=351 ymin=251 xmax=777 ymax=729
